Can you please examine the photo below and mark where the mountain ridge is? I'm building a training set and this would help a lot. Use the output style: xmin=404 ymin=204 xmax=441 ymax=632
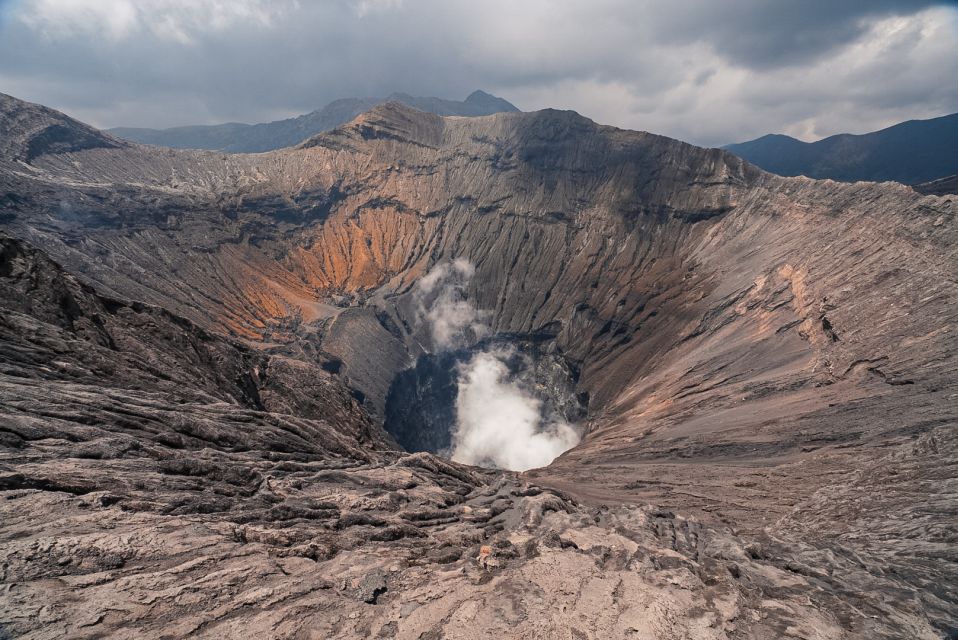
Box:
xmin=725 ymin=111 xmax=958 ymax=185
xmin=106 ymin=89 xmax=519 ymax=153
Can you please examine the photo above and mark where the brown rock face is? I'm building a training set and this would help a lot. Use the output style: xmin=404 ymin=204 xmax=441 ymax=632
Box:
xmin=0 ymin=91 xmax=956 ymax=638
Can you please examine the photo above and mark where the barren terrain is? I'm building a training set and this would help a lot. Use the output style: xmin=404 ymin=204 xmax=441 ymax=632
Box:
xmin=1 ymin=92 xmax=956 ymax=639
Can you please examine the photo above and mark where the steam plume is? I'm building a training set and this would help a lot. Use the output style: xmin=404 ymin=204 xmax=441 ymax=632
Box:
xmin=415 ymin=258 xmax=489 ymax=350
xmin=450 ymin=349 xmax=580 ymax=471
xmin=416 ymin=261 xmax=581 ymax=471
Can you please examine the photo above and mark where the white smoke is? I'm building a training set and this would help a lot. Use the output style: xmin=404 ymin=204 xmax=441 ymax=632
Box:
xmin=415 ymin=258 xmax=490 ymax=350
xmin=450 ymin=349 xmax=581 ymax=471
xmin=415 ymin=261 xmax=581 ymax=471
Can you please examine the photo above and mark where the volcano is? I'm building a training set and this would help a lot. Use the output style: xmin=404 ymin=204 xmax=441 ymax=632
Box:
xmin=0 ymin=91 xmax=956 ymax=639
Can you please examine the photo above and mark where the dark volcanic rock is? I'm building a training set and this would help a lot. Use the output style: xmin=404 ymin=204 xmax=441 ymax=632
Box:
xmin=1 ymin=92 xmax=956 ymax=638
xmin=355 ymin=568 xmax=388 ymax=604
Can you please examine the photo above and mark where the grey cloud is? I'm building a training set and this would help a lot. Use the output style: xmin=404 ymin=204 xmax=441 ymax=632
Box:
xmin=0 ymin=0 xmax=955 ymax=147
xmin=644 ymin=0 xmax=943 ymax=68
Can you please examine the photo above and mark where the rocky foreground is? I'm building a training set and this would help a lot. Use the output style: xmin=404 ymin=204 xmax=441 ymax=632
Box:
xmin=0 ymin=92 xmax=956 ymax=638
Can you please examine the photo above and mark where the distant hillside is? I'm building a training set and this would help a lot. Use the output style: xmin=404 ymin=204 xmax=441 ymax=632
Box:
xmin=108 ymin=90 xmax=519 ymax=152
xmin=725 ymin=112 xmax=958 ymax=185
xmin=914 ymin=173 xmax=958 ymax=196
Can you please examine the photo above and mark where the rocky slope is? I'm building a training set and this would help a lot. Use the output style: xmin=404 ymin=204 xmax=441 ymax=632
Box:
xmin=1 ymin=233 xmax=908 ymax=639
xmin=106 ymin=90 xmax=518 ymax=152
xmin=1 ymin=91 xmax=956 ymax=638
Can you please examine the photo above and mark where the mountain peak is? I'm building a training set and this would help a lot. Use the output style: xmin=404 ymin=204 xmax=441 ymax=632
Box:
xmin=466 ymin=89 xmax=492 ymax=100
xmin=302 ymin=100 xmax=446 ymax=149
xmin=465 ymin=89 xmax=520 ymax=112
xmin=108 ymin=91 xmax=519 ymax=152
xmin=0 ymin=92 xmax=123 ymax=163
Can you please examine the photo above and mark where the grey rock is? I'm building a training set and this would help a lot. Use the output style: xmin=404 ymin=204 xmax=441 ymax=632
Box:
xmin=356 ymin=569 xmax=388 ymax=604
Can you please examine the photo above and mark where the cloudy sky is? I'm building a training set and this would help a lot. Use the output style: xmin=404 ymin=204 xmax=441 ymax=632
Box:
xmin=0 ymin=0 xmax=955 ymax=146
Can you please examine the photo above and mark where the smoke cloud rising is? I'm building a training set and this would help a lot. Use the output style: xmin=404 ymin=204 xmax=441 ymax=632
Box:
xmin=415 ymin=259 xmax=490 ymax=350
xmin=450 ymin=349 xmax=581 ymax=471
xmin=415 ymin=261 xmax=581 ymax=471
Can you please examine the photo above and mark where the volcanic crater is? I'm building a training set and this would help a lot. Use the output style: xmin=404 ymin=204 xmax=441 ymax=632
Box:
xmin=1 ymin=92 xmax=956 ymax=639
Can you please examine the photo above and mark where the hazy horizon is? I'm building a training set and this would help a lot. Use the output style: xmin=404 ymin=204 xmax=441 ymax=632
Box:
xmin=1 ymin=0 xmax=956 ymax=146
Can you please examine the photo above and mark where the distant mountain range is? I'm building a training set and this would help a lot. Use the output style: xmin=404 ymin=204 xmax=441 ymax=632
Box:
xmin=725 ymin=112 xmax=958 ymax=186
xmin=107 ymin=90 xmax=519 ymax=152
xmin=914 ymin=173 xmax=958 ymax=196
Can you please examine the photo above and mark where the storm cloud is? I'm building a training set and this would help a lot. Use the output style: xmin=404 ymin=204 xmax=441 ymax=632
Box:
xmin=0 ymin=0 xmax=955 ymax=146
